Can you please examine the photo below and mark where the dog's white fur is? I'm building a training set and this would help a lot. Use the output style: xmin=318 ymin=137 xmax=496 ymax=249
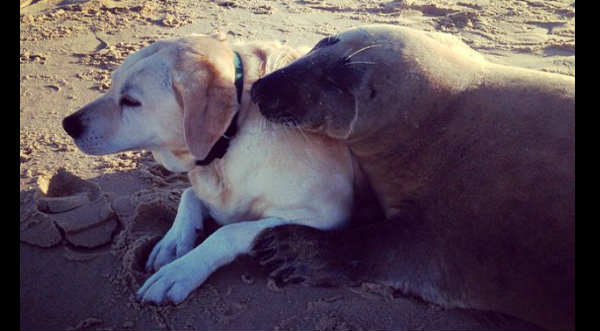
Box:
xmin=63 ymin=33 xmax=356 ymax=304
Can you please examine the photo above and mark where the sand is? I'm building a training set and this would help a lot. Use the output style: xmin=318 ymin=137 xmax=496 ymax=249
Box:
xmin=20 ymin=0 xmax=573 ymax=330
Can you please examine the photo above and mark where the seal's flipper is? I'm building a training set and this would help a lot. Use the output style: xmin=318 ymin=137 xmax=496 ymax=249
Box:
xmin=250 ymin=224 xmax=361 ymax=287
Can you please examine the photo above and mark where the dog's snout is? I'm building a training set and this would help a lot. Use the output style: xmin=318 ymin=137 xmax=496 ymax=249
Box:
xmin=62 ymin=113 xmax=85 ymax=139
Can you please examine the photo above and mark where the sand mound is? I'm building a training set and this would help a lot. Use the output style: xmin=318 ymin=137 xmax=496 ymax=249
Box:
xmin=20 ymin=165 xmax=184 ymax=252
xmin=21 ymin=168 xmax=119 ymax=249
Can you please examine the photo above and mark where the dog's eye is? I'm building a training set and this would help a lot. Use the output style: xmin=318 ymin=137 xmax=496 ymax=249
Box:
xmin=119 ymin=96 xmax=141 ymax=108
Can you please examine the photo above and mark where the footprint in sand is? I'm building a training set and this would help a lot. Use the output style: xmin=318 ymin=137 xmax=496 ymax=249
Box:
xmin=113 ymin=188 xmax=180 ymax=286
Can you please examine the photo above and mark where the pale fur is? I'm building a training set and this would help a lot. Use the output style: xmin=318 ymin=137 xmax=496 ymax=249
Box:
xmin=63 ymin=34 xmax=355 ymax=305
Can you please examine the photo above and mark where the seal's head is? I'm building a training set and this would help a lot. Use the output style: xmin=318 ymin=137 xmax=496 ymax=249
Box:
xmin=251 ymin=25 xmax=485 ymax=141
xmin=251 ymin=27 xmax=386 ymax=140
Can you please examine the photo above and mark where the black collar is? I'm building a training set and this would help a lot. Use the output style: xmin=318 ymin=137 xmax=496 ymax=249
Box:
xmin=195 ymin=51 xmax=244 ymax=166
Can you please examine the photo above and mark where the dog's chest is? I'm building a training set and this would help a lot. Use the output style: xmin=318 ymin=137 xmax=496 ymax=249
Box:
xmin=187 ymin=128 xmax=283 ymax=224
xmin=187 ymin=163 xmax=264 ymax=225
xmin=187 ymin=111 xmax=353 ymax=226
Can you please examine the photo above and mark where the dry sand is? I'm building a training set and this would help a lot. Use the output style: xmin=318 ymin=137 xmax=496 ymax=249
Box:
xmin=20 ymin=0 xmax=574 ymax=330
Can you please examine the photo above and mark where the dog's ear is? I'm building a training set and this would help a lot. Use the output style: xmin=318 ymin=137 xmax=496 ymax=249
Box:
xmin=172 ymin=37 xmax=237 ymax=161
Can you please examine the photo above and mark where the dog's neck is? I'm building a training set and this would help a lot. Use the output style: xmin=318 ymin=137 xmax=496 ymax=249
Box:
xmin=153 ymin=44 xmax=306 ymax=173
xmin=195 ymin=51 xmax=244 ymax=167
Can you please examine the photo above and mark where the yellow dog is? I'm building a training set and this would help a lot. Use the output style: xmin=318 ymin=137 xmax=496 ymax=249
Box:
xmin=63 ymin=33 xmax=365 ymax=305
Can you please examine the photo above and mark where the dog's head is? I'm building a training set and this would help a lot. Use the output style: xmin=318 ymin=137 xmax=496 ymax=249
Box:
xmin=62 ymin=33 xmax=239 ymax=171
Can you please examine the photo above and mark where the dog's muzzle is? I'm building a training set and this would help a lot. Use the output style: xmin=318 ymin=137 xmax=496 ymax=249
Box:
xmin=62 ymin=113 xmax=85 ymax=139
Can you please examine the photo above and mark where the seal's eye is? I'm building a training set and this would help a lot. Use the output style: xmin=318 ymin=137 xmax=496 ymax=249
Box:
xmin=310 ymin=35 xmax=340 ymax=52
xmin=120 ymin=95 xmax=141 ymax=108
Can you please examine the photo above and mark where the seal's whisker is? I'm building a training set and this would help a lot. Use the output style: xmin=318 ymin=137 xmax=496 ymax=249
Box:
xmin=344 ymin=61 xmax=377 ymax=66
xmin=293 ymin=125 xmax=318 ymax=167
xmin=264 ymin=117 xmax=273 ymax=131
xmin=259 ymin=117 xmax=268 ymax=133
xmin=281 ymin=122 xmax=300 ymax=148
xmin=344 ymin=44 xmax=382 ymax=60
xmin=295 ymin=124 xmax=310 ymax=144
xmin=343 ymin=92 xmax=360 ymax=140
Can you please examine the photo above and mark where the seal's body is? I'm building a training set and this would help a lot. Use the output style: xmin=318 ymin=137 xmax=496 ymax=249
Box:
xmin=251 ymin=25 xmax=574 ymax=330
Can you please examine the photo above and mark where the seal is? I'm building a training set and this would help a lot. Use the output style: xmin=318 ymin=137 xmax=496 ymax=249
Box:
xmin=250 ymin=24 xmax=574 ymax=330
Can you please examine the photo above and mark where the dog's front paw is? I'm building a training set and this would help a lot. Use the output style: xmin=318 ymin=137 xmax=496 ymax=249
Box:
xmin=145 ymin=226 xmax=202 ymax=272
xmin=137 ymin=258 xmax=208 ymax=305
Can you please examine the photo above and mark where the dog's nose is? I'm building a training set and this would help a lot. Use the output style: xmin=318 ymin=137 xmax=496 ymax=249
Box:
xmin=62 ymin=113 xmax=84 ymax=139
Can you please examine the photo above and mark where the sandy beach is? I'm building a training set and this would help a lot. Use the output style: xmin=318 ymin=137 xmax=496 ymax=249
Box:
xmin=20 ymin=0 xmax=574 ymax=329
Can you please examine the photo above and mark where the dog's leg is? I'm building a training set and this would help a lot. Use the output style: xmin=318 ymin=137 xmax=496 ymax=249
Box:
xmin=137 ymin=217 xmax=291 ymax=305
xmin=145 ymin=187 xmax=207 ymax=272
